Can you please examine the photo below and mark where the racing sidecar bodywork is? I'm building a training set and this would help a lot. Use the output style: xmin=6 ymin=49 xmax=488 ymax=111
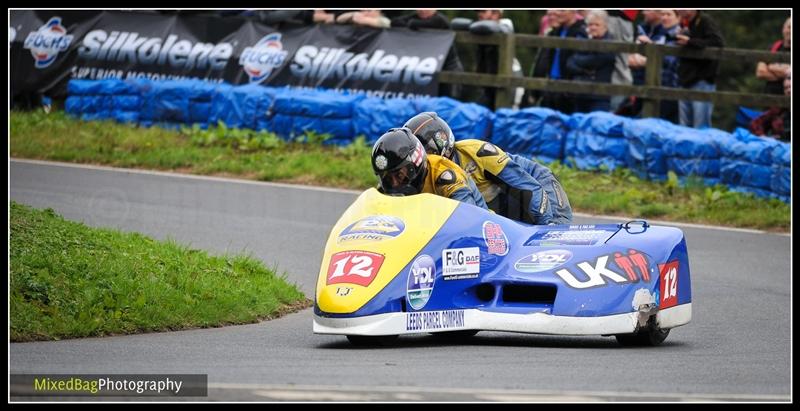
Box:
xmin=313 ymin=188 xmax=692 ymax=346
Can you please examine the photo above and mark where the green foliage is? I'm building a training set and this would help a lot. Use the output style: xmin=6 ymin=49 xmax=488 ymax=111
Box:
xmin=182 ymin=122 xmax=283 ymax=151
xmin=9 ymin=110 xmax=789 ymax=231
xmin=10 ymin=201 xmax=309 ymax=341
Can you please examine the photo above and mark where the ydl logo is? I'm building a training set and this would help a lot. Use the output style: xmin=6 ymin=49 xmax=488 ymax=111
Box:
xmin=24 ymin=17 xmax=74 ymax=69
xmin=240 ymin=33 xmax=289 ymax=84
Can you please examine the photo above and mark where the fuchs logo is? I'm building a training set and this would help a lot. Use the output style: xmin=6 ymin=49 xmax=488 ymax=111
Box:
xmin=24 ymin=17 xmax=74 ymax=68
xmin=77 ymin=30 xmax=233 ymax=71
xmin=290 ymin=46 xmax=438 ymax=85
xmin=407 ymin=254 xmax=435 ymax=310
xmin=515 ymin=250 xmax=572 ymax=273
xmin=482 ymin=221 xmax=508 ymax=256
xmin=240 ymin=33 xmax=288 ymax=84
xmin=338 ymin=215 xmax=405 ymax=243
xmin=555 ymin=249 xmax=653 ymax=289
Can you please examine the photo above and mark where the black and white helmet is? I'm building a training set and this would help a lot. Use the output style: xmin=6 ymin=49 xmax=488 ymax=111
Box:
xmin=371 ymin=127 xmax=429 ymax=196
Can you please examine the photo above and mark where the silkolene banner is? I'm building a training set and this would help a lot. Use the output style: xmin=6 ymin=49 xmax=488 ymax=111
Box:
xmin=10 ymin=10 xmax=455 ymax=99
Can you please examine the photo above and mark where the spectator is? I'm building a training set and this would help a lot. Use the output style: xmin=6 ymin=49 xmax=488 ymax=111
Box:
xmin=522 ymin=10 xmax=562 ymax=108
xmin=618 ymin=9 xmax=680 ymax=123
xmin=606 ymin=10 xmax=637 ymax=112
xmin=750 ymin=69 xmax=790 ymax=142
xmin=755 ymin=17 xmax=791 ymax=95
xmin=335 ymin=9 xmax=391 ymax=28
xmin=392 ymin=9 xmax=463 ymax=100
xmin=676 ymin=10 xmax=725 ymax=128
xmin=565 ymin=10 xmax=615 ymax=113
xmin=311 ymin=9 xmax=336 ymax=24
xmin=628 ymin=10 xmax=663 ymax=86
xmin=539 ymin=10 xmax=560 ymax=35
xmin=531 ymin=10 xmax=587 ymax=114
xmin=470 ymin=9 xmax=524 ymax=109
xmin=390 ymin=9 xmax=450 ymax=30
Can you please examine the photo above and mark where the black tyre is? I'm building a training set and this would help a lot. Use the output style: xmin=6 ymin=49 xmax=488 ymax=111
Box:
xmin=346 ymin=334 xmax=399 ymax=347
xmin=615 ymin=327 xmax=670 ymax=346
xmin=430 ymin=330 xmax=480 ymax=339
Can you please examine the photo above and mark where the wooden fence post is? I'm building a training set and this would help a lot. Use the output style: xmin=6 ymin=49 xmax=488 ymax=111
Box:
xmin=641 ymin=43 xmax=663 ymax=119
xmin=494 ymin=33 xmax=515 ymax=109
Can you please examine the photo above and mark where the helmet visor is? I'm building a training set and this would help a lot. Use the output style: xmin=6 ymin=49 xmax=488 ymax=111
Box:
xmin=378 ymin=161 xmax=420 ymax=195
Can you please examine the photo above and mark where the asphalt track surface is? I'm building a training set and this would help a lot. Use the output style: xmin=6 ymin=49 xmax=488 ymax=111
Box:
xmin=9 ymin=159 xmax=792 ymax=402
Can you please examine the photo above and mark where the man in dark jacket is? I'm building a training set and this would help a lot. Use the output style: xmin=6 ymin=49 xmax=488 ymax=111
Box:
xmin=676 ymin=10 xmax=725 ymax=128
xmin=565 ymin=10 xmax=615 ymax=113
xmin=391 ymin=10 xmax=463 ymax=100
xmin=531 ymin=10 xmax=587 ymax=114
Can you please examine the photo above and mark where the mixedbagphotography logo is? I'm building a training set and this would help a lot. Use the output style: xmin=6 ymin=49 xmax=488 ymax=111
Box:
xmin=10 ymin=374 xmax=208 ymax=397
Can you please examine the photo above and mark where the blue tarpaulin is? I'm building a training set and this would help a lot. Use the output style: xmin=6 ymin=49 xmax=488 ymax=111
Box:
xmin=491 ymin=107 xmax=569 ymax=160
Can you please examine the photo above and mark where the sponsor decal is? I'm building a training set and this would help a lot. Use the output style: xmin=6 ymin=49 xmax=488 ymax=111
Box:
xmin=410 ymin=141 xmax=424 ymax=166
xmin=374 ymin=154 xmax=388 ymax=170
xmin=433 ymin=131 xmax=448 ymax=151
xmin=338 ymin=215 xmax=405 ymax=243
xmin=335 ymin=286 xmax=353 ymax=297
xmin=555 ymin=249 xmax=653 ymax=289
xmin=406 ymin=310 xmax=465 ymax=331
xmin=482 ymin=221 xmax=508 ymax=256
xmin=24 ymin=17 xmax=74 ymax=68
xmin=240 ymin=33 xmax=289 ymax=84
xmin=326 ymin=250 xmax=385 ymax=287
xmin=290 ymin=45 xmax=438 ymax=85
xmin=526 ymin=228 xmax=611 ymax=246
xmin=442 ymin=247 xmax=480 ymax=280
xmin=658 ymin=261 xmax=680 ymax=309
xmin=515 ymin=249 xmax=572 ymax=273
xmin=464 ymin=160 xmax=478 ymax=174
xmin=77 ymin=29 xmax=233 ymax=71
xmin=407 ymin=254 xmax=435 ymax=310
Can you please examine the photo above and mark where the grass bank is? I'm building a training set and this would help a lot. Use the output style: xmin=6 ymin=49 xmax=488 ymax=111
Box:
xmin=10 ymin=110 xmax=790 ymax=232
xmin=10 ymin=201 xmax=310 ymax=342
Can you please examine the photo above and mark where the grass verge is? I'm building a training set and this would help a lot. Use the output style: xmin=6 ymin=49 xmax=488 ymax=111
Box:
xmin=10 ymin=110 xmax=790 ymax=232
xmin=10 ymin=201 xmax=311 ymax=342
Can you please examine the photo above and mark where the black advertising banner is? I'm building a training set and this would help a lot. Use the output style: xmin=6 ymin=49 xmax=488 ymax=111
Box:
xmin=9 ymin=10 xmax=455 ymax=99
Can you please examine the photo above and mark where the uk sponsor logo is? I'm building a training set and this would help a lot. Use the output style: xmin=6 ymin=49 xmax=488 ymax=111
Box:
xmin=337 ymin=215 xmax=405 ymax=243
xmin=239 ymin=33 xmax=289 ymax=84
xmin=326 ymin=250 xmax=385 ymax=287
xmin=554 ymin=249 xmax=653 ymax=289
xmin=514 ymin=249 xmax=572 ymax=273
xmin=442 ymin=247 xmax=480 ymax=280
xmin=407 ymin=254 xmax=435 ymax=310
xmin=406 ymin=309 xmax=466 ymax=331
xmin=24 ymin=17 xmax=74 ymax=69
xmin=482 ymin=221 xmax=508 ymax=256
xmin=658 ymin=261 xmax=680 ymax=309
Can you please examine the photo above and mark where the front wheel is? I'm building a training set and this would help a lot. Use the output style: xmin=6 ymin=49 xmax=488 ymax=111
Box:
xmin=346 ymin=334 xmax=399 ymax=347
xmin=430 ymin=330 xmax=480 ymax=340
xmin=615 ymin=326 xmax=670 ymax=346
